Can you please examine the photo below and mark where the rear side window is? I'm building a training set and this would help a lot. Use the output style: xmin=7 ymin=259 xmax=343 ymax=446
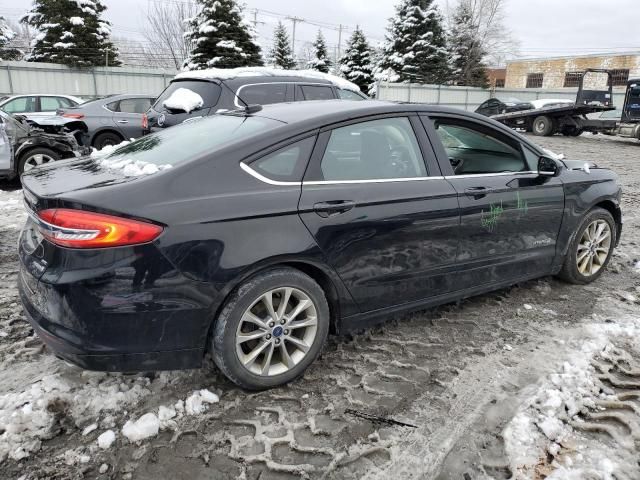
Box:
xmin=153 ymin=81 xmax=221 ymax=111
xmin=301 ymin=85 xmax=334 ymax=101
xmin=320 ymin=117 xmax=427 ymax=181
xmin=40 ymin=97 xmax=67 ymax=110
xmin=238 ymin=83 xmax=287 ymax=106
xmin=249 ymin=137 xmax=316 ymax=182
xmin=119 ymin=98 xmax=153 ymax=114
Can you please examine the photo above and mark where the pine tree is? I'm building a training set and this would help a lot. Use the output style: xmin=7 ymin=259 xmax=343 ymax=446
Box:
xmin=448 ymin=1 xmax=489 ymax=87
xmin=339 ymin=27 xmax=374 ymax=93
xmin=268 ymin=22 xmax=296 ymax=69
xmin=183 ymin=0 xmax=263 ymax=70
xmin=22 ymin=0 xmax=120 ymax=67
xmin=376 ymin=0 xmax=450 ymax=84
xmin=0 ymin=16 xmax=21 ymax=60
xmin=307 ymin=30 xmax=331 ymax=73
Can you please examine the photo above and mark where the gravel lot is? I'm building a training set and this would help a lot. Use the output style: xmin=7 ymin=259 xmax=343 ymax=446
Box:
xmin=1 ymin=133 xmax=640 ymax=480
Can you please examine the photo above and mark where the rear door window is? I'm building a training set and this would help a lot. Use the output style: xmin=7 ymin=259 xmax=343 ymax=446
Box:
xmin=153 ymin=81 xmax=221 ymax=111
xmin=300 ymin=85 xmax=335 ymax=101
xmin=237 ymin=83 xmax=287 ymax=106
xmin=40 ymin=96 xmax=65 ymax=111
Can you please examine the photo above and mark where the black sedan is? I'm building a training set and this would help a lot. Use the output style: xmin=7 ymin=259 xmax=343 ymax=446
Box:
xmin=18 ymin=100 xmax=622 ymax=390
xmin=475 ymin=97 xmax=533 ymax=116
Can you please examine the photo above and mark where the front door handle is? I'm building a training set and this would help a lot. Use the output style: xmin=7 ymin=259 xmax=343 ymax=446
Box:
xmin=117 ymin=120 xmax=129 ymax=124
xmin=313 ymin=200 xmax=356 ymax=218
xmin=464 ymin=186 xmax=492 ymax=199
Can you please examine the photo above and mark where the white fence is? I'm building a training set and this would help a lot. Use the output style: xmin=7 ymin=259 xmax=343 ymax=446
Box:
xmin=0 ymin=61 xmax=178 ymax=98
xmin=377 ymin=82 xmax=627 ymax=112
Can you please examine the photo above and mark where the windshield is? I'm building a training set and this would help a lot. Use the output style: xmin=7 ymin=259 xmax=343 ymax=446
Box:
xmin=153 ymin=80 xmax=222 ymax=112
xmin=98 ymin=114 xmax=282 ymax=169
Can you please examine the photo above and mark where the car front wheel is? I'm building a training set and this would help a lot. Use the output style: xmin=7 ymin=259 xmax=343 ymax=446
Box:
xmin=559 ymin=207 xmax=616 ymax=284
xmin=211 ymin=268 xmax=330 ymax=390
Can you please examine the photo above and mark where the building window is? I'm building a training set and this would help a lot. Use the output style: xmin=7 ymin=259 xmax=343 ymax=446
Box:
xmin=495 ymin=79 xmax=505 ymax=88
xmin=611 ymin=69 xmax=630 ymax=86
xmin=564 ymin=71 xmax=584 ymax=88
xmin=526 ymin=73 xmax=544 ymax=88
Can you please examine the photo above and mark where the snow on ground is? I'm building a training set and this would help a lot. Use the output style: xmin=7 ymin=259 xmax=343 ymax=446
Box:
xmin=504 ymin=311 xmax=640 ymax=479
xmin=175 ymin=66 xmax=361 ymax=92
xmin=162 ymin=87 xmax=204 ymax=113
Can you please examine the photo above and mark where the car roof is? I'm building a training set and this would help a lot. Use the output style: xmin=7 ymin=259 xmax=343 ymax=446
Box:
xmin=173 ymin=75 xmax=334 ymax=87
xmin=250 ymin=99 xmax=466 ymax=124
xmin=99 ymin=94 xmax=155 ymax=101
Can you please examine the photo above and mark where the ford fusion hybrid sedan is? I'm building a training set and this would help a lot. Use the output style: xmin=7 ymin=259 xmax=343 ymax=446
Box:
xmin=18 ymin=100 xmax=622 ymax=390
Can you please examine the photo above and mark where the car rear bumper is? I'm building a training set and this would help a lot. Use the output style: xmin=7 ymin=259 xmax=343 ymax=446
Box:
xmin=18 ymin=260 xmax=209 ymax=372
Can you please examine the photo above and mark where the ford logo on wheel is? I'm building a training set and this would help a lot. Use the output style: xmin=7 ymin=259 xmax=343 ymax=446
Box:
xmin=157 ymin=113 xmax=166 ymax=127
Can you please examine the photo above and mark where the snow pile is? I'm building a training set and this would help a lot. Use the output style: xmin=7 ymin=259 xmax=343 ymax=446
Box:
xmin=176 ymin=66 xmax=361 ymax=92
xmin=162 ymin=87 xmax=204 ymax=113
xmin=184 ymin=389 xmax=219 ymax=415
xmin=97 ymin=430 xmax=115 ymax=449
xmin=503 ymin=315 xmax=640 ymax=478
xmin=0 ymin=373 xmax=152 ymax=463
xmin=91 ymin=140 xmax=172 ymax=177
xmin=0 ymin=189 xmax=26 ymax=231
xmin=69 ymin=17 xmax=84 ymax=26
xmin=122 ymin=413 xmax=159 ymax=443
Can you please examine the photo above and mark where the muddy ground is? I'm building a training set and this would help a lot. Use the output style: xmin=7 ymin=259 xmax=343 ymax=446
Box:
xmin=1 ymin=133 xmax=640 ymax=480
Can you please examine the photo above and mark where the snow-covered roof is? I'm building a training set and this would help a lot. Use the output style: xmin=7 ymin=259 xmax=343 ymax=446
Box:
xmin=175 ymin=67 xmax=361 ymax=92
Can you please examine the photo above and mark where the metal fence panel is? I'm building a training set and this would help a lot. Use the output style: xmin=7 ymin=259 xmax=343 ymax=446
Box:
xmin=0 ymin=61 xmax=177 ymax=98
xmin=377 ymin=82 xmax=627 ymax=112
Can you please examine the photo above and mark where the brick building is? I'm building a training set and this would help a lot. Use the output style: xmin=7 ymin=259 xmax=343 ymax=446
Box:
xmin=505 ymin=52 xmax=640 ymax=89
xmin=486 ymin=67 xmax=506 ymax=88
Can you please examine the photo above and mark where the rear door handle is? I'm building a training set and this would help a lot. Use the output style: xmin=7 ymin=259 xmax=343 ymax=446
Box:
xmin=313 ymin=200 xmax=356 ymax=218
xmin=117 ymin=120 xmax=129 ymax=124
xmin=464 ymin=186 xmax=493 ymax=199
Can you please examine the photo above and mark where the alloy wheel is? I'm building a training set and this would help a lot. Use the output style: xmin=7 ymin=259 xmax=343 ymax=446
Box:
xmin=576 ymin=219 xmax=612 ymax=276
xmin=235 ymin=287 xmax=318 ymax=376
xmin=23 ymin=153 xmax=55 ymax=172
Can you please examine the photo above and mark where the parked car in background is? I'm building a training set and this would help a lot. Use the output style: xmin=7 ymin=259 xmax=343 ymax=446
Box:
xmin=144 ymin=67 xmax=366 ymax=133
xmin=0 ymin=94 xmax=84 ymax=120
xmin=475 ymin=97 xmax=533 ymax=116
xmin=19 ymin=100 xmax=622 ymax=390
xmin=56 ymin=94 xmax=155 ymax=149
xmin=0 ymin=109 xmax=90 ymax=179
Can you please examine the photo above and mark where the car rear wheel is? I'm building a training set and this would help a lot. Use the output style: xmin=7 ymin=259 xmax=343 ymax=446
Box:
xmin=211 ymin=267 xmax=330 ymax=390
xmin=533 ymin=115 xmax=555 ymax=136
xmin=18 ymin=148 xmax=60 ymax=175
xmin=558 ymin=208 xmax=616 ymax=284
xmin=93 ymin=131 xmax=123 ymax=150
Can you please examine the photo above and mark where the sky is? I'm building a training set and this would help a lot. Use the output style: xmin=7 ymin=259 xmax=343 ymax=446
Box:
xmin=2 ymin=0 xmax=639 ymax=65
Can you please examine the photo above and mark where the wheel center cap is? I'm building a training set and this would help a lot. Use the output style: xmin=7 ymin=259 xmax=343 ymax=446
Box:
xmin=272 ymin=326 xmax=284 ymax=337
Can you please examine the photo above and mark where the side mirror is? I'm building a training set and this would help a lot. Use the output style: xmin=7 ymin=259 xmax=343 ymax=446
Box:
xmin=538 ymin=156 xmax=560 ymax=177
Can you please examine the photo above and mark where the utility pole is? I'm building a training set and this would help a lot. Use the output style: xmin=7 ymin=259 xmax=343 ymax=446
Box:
xmin=286 ymin=16 xmax=304 ymax=53
xmin=250 ymin=9 xmax=264 ymax=28
xmin=105 ymin=47 xmax=109 ymax=67
xmin=337 ymin=24 xmax=345 ymax=60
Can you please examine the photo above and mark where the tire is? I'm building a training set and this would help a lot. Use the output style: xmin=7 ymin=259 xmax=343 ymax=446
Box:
xmin=211 ymin=267 xmax=330 ymax=390
xmin=558 ymin=208 xmax=616 ymax=284
xmin=533 ymin=115 xmax=555 ymax=136
xmin=93 ymin=131 xmax=123 ymax=150
xmin=18 ymin=147 xmax=60 ymax=175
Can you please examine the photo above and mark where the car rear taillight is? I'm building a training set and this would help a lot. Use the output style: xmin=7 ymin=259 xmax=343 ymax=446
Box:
xmin=62 ymin=113 xmax=85 ymax=119
xmin=37 ymin=209 xmax=163 ymax=248
xmin=142 ymin=113 xmax=148 ymax=130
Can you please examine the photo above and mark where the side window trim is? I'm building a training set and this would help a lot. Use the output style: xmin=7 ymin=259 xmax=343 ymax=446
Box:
xmin=241 ymin=132 xmax=319 ymax=185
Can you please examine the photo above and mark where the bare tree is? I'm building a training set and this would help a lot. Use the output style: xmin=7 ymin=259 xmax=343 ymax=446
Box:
xmin=448 ymin=0 xmax=520 ymax=65
xmin=142 ymin=0 xmax=197 ymax=69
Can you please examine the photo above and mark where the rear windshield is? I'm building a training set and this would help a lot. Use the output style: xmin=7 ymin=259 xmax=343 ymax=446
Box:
xmin=153 ymin=80 xmax=221 ymax=111
xmin=97 ymin=114 xmax=281 ymax=168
